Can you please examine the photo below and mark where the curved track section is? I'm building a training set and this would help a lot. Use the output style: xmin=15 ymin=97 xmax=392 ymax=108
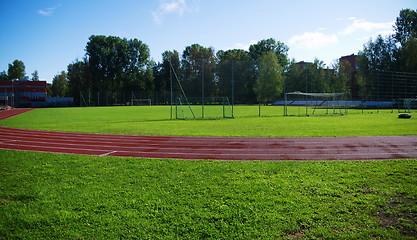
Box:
xmin=1 ymin=126 xmax=416 ymax=161
xmin=0 ymin=108 xmax=32 ymax=120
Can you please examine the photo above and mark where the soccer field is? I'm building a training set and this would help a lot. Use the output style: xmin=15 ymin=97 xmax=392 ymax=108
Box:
xmin=0 ymin=105 xmax=415 ymax=137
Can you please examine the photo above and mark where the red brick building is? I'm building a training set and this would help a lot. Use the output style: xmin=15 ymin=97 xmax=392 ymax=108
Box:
xmin=0 ymin=78 xmax=47 ymax=107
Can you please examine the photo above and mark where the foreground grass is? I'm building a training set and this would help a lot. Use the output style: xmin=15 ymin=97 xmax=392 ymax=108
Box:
xmin=1 ymin=106 xmax=416 ymax=137
xmin=1 ymin=150 xmax=416 ymax=239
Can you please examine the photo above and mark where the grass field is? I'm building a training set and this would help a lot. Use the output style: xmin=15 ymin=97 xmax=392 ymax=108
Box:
xmin=0 ymin=105 xmax=416 ymax=137
xmin=1 ymin=106 xmax=416 ymax=238
xmin=1 ymin=150 xmax=416 ymax=239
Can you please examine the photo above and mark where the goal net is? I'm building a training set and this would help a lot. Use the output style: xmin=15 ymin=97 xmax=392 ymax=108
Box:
xmin=175 ymin=97 xmax=233 ymax=120
xmin=131 ymin=98 xmax=151 ymax=106
xmin=397 ymin=98 xmax=417 ymax=113
xmin=284 ymin=91 xmax=349 ymax=116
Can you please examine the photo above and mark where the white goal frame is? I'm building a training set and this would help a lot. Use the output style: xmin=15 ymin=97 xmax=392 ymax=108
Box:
xmin=131 ymin=98 xmax=151 ymax=106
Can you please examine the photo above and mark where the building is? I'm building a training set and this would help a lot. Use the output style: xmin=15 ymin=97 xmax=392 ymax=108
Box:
xmin=0 ymin=78 xmax=47 ymax=107
xmin=294 ymin=61 xmax=312 ymax=70
xmin=339 ymin=54 xmax=359 ymax=99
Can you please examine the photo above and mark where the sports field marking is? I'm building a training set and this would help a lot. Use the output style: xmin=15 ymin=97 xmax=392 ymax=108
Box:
xmin=100 ymin=151 xmax=118 ymax=156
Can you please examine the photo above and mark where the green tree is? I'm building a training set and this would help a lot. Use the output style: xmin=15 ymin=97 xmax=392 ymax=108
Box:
xmin=216 ymin=49 xmax=256 ymax=103
xmin=51 ymin=71 xmax=69 ymax=97
xmin=254 ymin=51 xmax=283 ymax=104
xmin=306 ymin=59 xmax=327 ymax=93
xmin=0 ymin=71 xmax=7 ymax=81
xmin=394 ymin=8 xmax=417 ymax=45
xmin=331 ymin=60 xmax=351 ymax=94
xmin=7 ymin=60 xmax=26 ymax=80
xmin=284 ymin=59 xmax=305 ymax=93
xmin=85 ymin=35 xmax=154 ymax=92
xmin=67 ymin=59 xmax=91 ymax=105
xmin=249 ymin=38 xmax=289 ymax=67
xmin=358 ymin=35 xmax=397 ymax=72
xmin=181 ymin=44 xmax=216 ymax=97
xmin=154 ymin=50 xmax=180 ymax=93
xmin=31 ymin=70 xmax=39 ymax=81
xmin=394 ymin=9 xmax=417 ymax=73
xmin=398 ymin=38 xmax=417 ymax=73
xmin=357 ymin=35 xmax=398 ymax=100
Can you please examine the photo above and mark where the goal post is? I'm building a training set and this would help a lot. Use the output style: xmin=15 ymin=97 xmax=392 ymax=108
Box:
xmin=131 ymin=98 xmax=151 ymax=106
xmin=175 ymin=96 xmax=233 ymax=120
xmin=397 ymin=98 xmax=417 ymax=113
xmin=284 ymin=91 xmax=349 ymax=116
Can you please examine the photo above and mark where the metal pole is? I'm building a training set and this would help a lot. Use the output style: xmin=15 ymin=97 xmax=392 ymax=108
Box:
xmin=12 ymin=79 xmax=15 ymax=108
xmin=231 ymin=60 xmax=234 ymax=118
xmin=202 ymin=58 xmax=205 ymax=119
xmin=305 ymin=68 xmax=308 ymax=116
xmin=170 ymin=57 xmax=173 ymax=120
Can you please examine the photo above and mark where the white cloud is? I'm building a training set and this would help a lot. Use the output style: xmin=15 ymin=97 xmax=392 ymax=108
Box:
xmin=340 ymin=18 xmax=394 ymax=36
xmin=37 ymin=7 xmax=57 ymax=16
xmin=288 ymin=32 xmax=338 ymax=50
xmin=226 ymin=40 xmax=258 ymax=51
xmin=152 ymin=0 xmax=198 ymax=24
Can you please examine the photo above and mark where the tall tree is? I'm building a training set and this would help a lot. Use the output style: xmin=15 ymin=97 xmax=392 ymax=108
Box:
xmin=398 ymin=38 xmax=417 ymax=74
xmin=85 ymin=35 xmax=154 ymax=92
xmin=216 ymin=49 xmax=256 ymax=103
xmin=394 ymin=8 xmax=417 ymax=46
xmin=67 ymin=59 xmax=91 ymax=104
xmin=306 ymin=59 xmax=327 ymax=93
xmin=249 ymin=38 xmax=289 ymax=67
xmin=394 ymin=9 xmax=417 ymax=73
xmin=284 ymin=59 xmax=305 ymax=93
xmin=357 ymin=35 xmax=397 ymax=72
xmin=51 ymin=71 xmax=69 ymax=97
xmin=154 ymin=50 xmax=180 ymax=93
xmin=254 ymin=51 xmax=283 ymax=104
xmin=331 ymin=60 xmax=351 ymax=94
xmin=0 ymin=71 xmax=7 ymax=81
xmin=357 ymin=35 xmax=398 ymax=100
xmin=7 ymin=60 xmax=26 ymax=80
xmin=181 ymin=44 xmax=216 ymax=97
xmin=31 ymin=70 xmax=39 ymax=81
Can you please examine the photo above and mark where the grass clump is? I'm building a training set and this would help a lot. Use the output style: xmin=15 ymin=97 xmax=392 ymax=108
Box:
xmin=1 ymin=149 xmax=416 ymax=239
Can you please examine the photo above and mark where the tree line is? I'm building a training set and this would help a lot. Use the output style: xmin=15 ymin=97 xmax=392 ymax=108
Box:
xmin=357 ymin=9 xmax=417 ymax=100
xmin=2 ymin=9 xmax=416 ymax=103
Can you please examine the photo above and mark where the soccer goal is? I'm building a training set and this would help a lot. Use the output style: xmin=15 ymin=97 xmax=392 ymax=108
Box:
xmin=176 ymin=96 xmax=233 ymax=120
xmin=284 ymin=91 xmax=349 ymax=116
xmin=131 ymin=98 xmax=151 ymax=106
xmin=397 ymin=98 xmax=417 ymax=113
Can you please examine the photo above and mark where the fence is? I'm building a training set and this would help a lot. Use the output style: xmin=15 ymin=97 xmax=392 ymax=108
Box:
xmin=77 ymin=68 xmax=417 ymax=115
xmin=78 ymin=91 xmax=176 ymax=107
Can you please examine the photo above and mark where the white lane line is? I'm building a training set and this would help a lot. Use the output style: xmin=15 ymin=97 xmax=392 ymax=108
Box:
xmin=99 ymin=151 xmax=118 ymax=157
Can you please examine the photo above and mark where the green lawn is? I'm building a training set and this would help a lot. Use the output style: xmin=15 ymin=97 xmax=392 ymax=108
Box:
xmin=1 ymin=150 xmax=416 ymax=239
xmin=0 ymin=106 xmax=416 ymax=137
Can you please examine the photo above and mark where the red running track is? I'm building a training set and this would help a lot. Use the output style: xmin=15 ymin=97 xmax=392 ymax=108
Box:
xmin=1 ymin=109 xmax=416 ymax=161
xmin=0 ymin=108 xmax=32 ymax=120
xmin=1 ymin=126 xmax=416 ymax=161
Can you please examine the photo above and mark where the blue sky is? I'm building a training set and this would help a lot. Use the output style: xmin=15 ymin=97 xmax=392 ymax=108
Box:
xmin=1 ymin=0 xmax=416 ymax=82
